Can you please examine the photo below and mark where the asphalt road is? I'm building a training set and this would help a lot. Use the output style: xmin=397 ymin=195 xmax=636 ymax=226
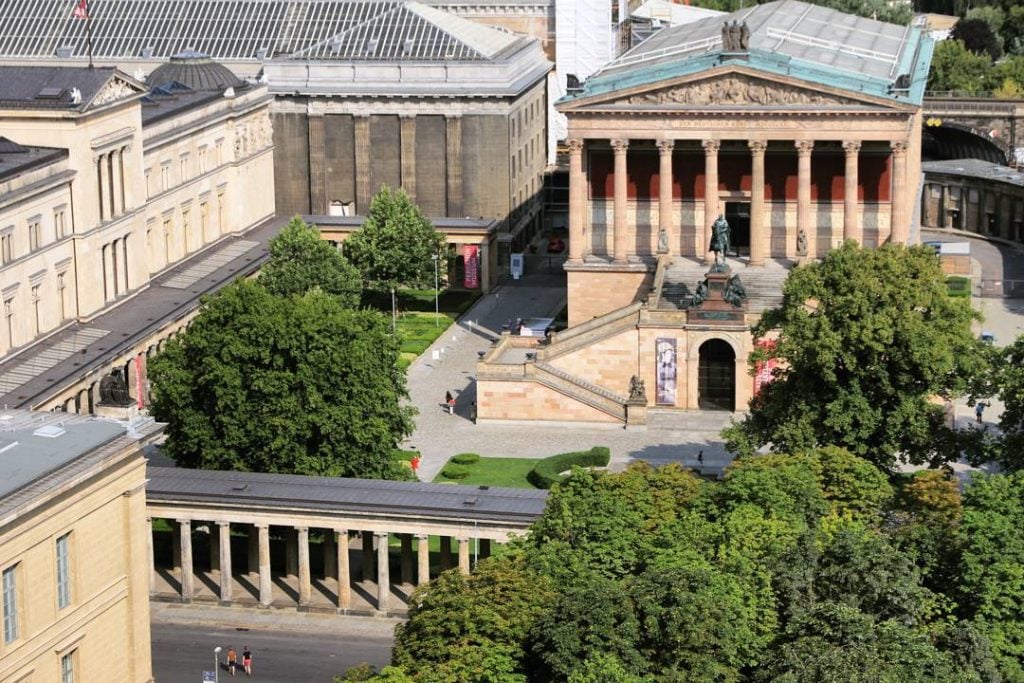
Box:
xmin=151 ymin=620 xmax=394 ymax=683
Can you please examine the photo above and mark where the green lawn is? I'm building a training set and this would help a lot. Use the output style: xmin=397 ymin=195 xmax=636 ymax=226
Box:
xmin=432 ymin=456 xmax=540 ymax=489
xmin=363 ymin=287 xmax=481 ymax=368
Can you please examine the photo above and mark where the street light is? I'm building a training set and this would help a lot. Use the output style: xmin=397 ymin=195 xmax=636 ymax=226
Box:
xmin=213 ymin=646 xmax=222 ymax=683
xmin=431 ymin=253 xmax=440 ymax=326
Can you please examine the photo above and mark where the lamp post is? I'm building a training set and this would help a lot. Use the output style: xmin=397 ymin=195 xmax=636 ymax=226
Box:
xmin=213 ymin=646 xmax=222 ymax=683
xmin=432 ymin=253 xmax=440 ymax=326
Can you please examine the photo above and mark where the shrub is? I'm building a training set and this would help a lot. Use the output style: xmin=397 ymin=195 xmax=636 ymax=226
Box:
xmin=527 ymin=446 xmax=611 ymax=489
xmin=451 ymin=453 xmax=481 ymax=465
xmin=946 ymin=276 xmax=971 ymax=299
xmin=393 ymin=449 xmax=420 ymax=462
xmin=400 ymin=339 xmax=432 ymax=355
xmin=441 ymin=464 xmax=471 ymax=479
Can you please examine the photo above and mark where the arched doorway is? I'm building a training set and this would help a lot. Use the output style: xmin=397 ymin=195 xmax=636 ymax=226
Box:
xmin=698 ymin=339 xmax=736 ymax=411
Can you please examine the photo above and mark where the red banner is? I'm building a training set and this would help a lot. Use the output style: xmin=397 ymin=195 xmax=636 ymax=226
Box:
xmin=463 ymin=244 xmax=479 ymax=289
xmin=753 ymin=339 xmax=778 ymax=397
xmin=135 ymin=355 xmax=145 ymax=408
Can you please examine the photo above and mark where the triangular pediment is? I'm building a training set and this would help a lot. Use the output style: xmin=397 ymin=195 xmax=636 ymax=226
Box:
xmin=564 ymin=68 xmax=906 ymax=111
xmin=87 ymin=75 xmax=147 ymax=109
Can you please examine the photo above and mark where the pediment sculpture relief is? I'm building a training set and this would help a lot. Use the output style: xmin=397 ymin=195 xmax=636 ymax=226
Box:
xmin=623 ymin=74 xmax=861 ymax=107
xmin=92 ymin=78 xmax=142 ymax=106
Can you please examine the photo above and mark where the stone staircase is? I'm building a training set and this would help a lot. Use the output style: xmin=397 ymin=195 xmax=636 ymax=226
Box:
xmin=538 ymin=302 xmax=642 ymax=362
xmin=533 ymin=362 xmax=628 ymax=421
xmin=660 ymin=258 xmax=791 ymax=312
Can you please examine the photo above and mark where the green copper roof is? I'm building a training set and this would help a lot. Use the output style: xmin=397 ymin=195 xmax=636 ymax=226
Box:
xmin=563 ymin=0 xmax=934 ymax=106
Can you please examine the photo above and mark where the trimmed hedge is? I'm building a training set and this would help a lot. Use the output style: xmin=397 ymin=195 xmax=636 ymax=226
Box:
xmin=392 ymin=449 xmax=420 ymax=462
xmin=451 ymin=453 xmax=481 ymax=465
xmin=946 ymin=276 xmax=971 ymax=299
xmin=527 ymin=446 xmax=611 ymax=489
xmin=441 ymin=464 xmax=472 ymax=480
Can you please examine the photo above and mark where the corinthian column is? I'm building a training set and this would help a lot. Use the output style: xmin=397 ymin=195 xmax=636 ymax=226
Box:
xmin=702 ymin=140 xmax=720 ymax=263
xmin=612 ymin=138 xmax=630 ymax=263
xmin=748 ymin=141 xmax=767 ymax=265
xmin=567 ymin=138 xmax=585 ymax=261
xmin=890 ymin=141 xmax=909 ymax=244
xmin=657 ymin=140 xmax=675 ymax=256
xmin=795 ymin=140 xmax=814 ymax=258
xmin=843 ymin=140 xmax=862 ymax=244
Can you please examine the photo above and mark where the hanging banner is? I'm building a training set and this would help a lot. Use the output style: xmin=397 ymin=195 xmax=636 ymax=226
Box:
xmin=656 ymin=337 xmax=677 ymax=405
xmin=463 ymin=244 xmax=479 ymax=289
xmin=753 ymin=339 xmax=778 ymax=397
xmin=134 ymin=355 xmax=145 ymax=409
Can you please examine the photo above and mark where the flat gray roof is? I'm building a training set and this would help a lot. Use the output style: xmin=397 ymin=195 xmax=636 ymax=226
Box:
xmin=0 ymin=409 xmax=128 ymax=499
xmin=922 ymin=159 xmax=1024 ymax=188
xmin=147 ymin=467 xmax=549 ymax=524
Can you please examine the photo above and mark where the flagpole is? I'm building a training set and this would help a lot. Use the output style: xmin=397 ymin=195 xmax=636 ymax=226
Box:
xmin=85 ymin=0 xmax=94 ymax=68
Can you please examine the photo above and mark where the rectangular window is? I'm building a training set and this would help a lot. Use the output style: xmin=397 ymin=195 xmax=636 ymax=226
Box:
xmin=161 ymin=164 xmax=171 ymax=192
xmin=1 ymin=232 xmax=12 ymax=264
xmin=28 ymin=220 xmax=41 ymax=251
xmin=54 ymin=209 xmax=67 ymax=239
xmin=61 ymin=651 xmax=75 ymax=683
xmin=56 ymin=533 xmax=71 ymax=609
xmin=3 ymin=565 xmax=17 ymax=644
xmin=145 ymin=169 xmax=152 ymax=198
xmin=198 ymin=147 xmax=207 ymax=174
xmin=180 ymin=154 xmax=190 ymax=182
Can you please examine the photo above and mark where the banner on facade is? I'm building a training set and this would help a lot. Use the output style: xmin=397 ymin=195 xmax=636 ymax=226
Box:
xmin=463 ymin=244 xmax=479 ymax=289
xmin=134 ymin=355 xmax=145 ymax=409
xmin=656 ymin=337 xmax=677 ymax=405
xmin=753 ymin=339 xmax=778 ymax=397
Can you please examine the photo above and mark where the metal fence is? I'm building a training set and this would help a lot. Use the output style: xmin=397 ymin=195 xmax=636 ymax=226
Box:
xmin=979 ymin=279 xmax=1024 ymax=298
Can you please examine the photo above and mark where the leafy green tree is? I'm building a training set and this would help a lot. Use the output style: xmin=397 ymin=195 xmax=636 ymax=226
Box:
xmin=260 ymin=216 xmax=362 ymax=306
xmin=952 ymin=18 xmax=1003 ymax=61
xmin=344 ymin=187 xmax=446 ymax=290
xmin=928 ymin=40 xmax=995 ymax=92
xmin=392 ymin=555 xmax=554 ymax=682
xmin=723 ymin=242 xmax=986 ymax=471
xmin=149 ymin=281 xmax=414 ymax=477
xmin=1003 ymin=6 xmax=1024 ymax=55
xmin=958 ymin=473 xmax=1024 ymax=681
xmin=992 ymin=336 xmax=1024 ymax=471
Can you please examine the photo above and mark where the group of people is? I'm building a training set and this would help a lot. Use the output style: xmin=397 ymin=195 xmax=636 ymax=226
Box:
xmin=224 ymin=646 xmax=253 ymax=676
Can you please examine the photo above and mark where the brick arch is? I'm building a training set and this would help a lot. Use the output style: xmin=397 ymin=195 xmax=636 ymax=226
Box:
xmin=923 ymin=122 xmax=1011 ymax=164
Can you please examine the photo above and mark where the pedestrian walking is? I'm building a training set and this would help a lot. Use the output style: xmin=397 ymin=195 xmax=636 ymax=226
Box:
xmin=227 ymin=646 xmax=238 ymax=676
xmin=445 ymin=391 xmax=455 ymax=415
xmin=976 ymin=401 xmax=989 ymax=423
xmin=242 ymin=647 xmax=253 ymax=676
xmin=697 ymin=450 xmax=704 ymax=469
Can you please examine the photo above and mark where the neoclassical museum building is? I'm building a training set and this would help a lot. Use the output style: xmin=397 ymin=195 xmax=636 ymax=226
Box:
xmin=477 ymin=0 xmax=934 ymax=423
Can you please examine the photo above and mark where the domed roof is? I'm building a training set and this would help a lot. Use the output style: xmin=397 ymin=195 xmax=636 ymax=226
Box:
xmin=148 ymin=50 xmax=244 ymax=92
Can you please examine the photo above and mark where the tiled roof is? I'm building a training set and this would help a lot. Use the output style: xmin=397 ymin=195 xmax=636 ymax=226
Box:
xmin=0 ymin=65 xmax=122 ymax=109
xmin=0 ymin=0 xmax=522 ymax=63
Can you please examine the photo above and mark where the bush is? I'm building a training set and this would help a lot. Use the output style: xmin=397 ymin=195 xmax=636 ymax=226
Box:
xmin=527 ymin=447 xmax=611 ymax=489
xmin=441 ymin=464 xmax=472 ymax=479
xmin=400 ymin=339 xmax=432 ymax=355
xmin=946 ymin=276 xmax=971 ymax=299
xmin=451 ymin=453 xmax=481 ymax=465
xmin=393 ymin=449 xmax=420 ymax=462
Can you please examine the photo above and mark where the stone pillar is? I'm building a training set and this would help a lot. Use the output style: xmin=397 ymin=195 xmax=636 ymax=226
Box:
xmin=479 ymin=240 xmax=491 ymax=294
xmin=843 ymin=141 xmax=862 ymax=243
xmin=171 ymin=520 xmax=181 ymax=571
xmin=479 ymin=538 xmax=491 ymax=559
xmin=702 ymin=140 xmax=720 ymax=262
xmin=247 ymin=525 xmax=259 ymax=576
xmin=257 ymin=524 xmax=272 ymax=607
xmin=297 ymin=527 xmax=311 ymax=607
xmin=308 ymin=114 xmax=327 ymax=214
xmin=218 ymin=522 xmax=232 ymax=604
xmin=417 ymin=535 xmax=430 ymax=585
xmin=146 ymin=517 xmax=155 ymax=595
xmin=178 ymin=519 xmax=193 ymax=602
xmin=657 ymin=139 xmax=675 ymax=256
xmin=400 ymin=534 xmax=414 ymax=585
xmin=567 ymin=138 xmax=585 ymax=262
xmin=612 ymin=138 xmax=630 ymax=263
xmin=941 ymin=185 xmax=951 ymax=228
xmin=98 ymin=154 xmax=109 ymax=222
xmin=209 ymin=526 xmax=220 ymax=572
xmin=336 ymin=530 xmax=351 ymax=609
xmin=400 ymin=115 xmax=417 ymax=202
xmin=285 ymin=528 xmax=298 ymax=579
xmin=446 ymin=115 xmax=463 ymax=217
xmin=458 ymin=537 xmax=471 ymax=575
xmin=748 ymin=141 xmax=767 ymax=265
xmin=375 ymin=532 xmax=390 ymax=612
xmin=439 ymin=536 xmax=453 ymax=570
xmin=890 ymin=141 xmax=909 ymax=244
xmin=112 ymin=149 xmax=124 ymax=216
xmin=361 ymin=530 xmax=374 ymax=581
xmin=795 ymin=140 xmax=814 ymax=257
xmin=354 ymin=115 xmax=372 ymax=213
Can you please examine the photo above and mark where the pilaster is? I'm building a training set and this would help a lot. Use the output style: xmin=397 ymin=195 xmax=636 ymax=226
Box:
xmin=702 ymin=140 xmax=720 ymax=263
xmin=843 ymin=140 xmax=862 ymax=243
xmin=612 ymin=138 xmax=630 ymax=263
xmin=748 ymin=141 xmax=767 ymax=265
xmin=354 ymin=115 xmax=371 ymax=213
xmin=400 ymin=115 xmax=417 ymax=202
xmin=657 ymin=139 xmax=675 ymax=256
xmin=567 ymin=138 xmax=585 ymax=261
xmin=446 ymin=115 xmax=463 ymax=217
xmin=795 ymin=140 xmax=814 ymax=257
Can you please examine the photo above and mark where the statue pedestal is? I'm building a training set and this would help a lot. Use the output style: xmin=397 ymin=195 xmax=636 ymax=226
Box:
xmin=687 ymin=267 xmax=747 ymax=326
xmin=94 ymin=403 xmax=138 ymax=421
xmin=626 ymin=398 xmax=648 ymax=427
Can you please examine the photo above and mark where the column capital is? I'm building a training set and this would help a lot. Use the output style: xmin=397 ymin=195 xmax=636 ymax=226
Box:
xmin=748 ymin=140 xmax=767 ymax=154
xmin=398 ymin=113 xmax=417 ymax=119
xmin=445 ymin=113 xmax=463 ymax=121
xmin=255 ymin=523 xmax=268 ymax=530
xmin=178 ymin=518 xmax=192 ymax=527
xmin=842 ymin=140 xmax=862 ymax=154
xmin=374 ymin=531 xmax=389 ymax=539
xmin=295 ymin=526 xmax=308 ymax=534
xmin=656 ymin=139 xmax=675 ymax=154
xmin=416 ymin=534 xmax=429 ymax=541
xmin=566 ymin=138 xmax=584 ymax=153
xmin=610 ymin=138 xmax=630 ymax=153
xmin=216 ymin=521 xmax=231 ymax=528
xmin=702 ymin=139 xmax=720 ymax=154
xmin=795 ymin=140 xmax=815 ymax=155
xmin=890 ymin=140 xmax=908 ymax=156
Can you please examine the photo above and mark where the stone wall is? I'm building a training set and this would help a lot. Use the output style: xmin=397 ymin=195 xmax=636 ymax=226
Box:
xmin=566 ymin=269 xmax=651 ymax=326
xmin=477 ymin=380 xmax=621 ymax=423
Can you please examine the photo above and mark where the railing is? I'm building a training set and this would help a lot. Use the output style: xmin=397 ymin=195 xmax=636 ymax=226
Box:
xmin=537 ymin=302 xmax=641 ymax=362
xmin=533 ymin=362 xmax=627 ymax=420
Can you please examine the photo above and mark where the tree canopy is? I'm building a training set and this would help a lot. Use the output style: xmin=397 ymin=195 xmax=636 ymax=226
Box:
xmin=990 ymin=336 xmax=1024 ymax=471
xmin=343 ymin=455 xmax=1021 ymax=682
xmin=928 ymin=40 xmax=996 ymax=93
xmin=149 ymin=280 xmax=414 ymax=478
xmin=343 ymin=187 xmax=446 ymax=290
xmin=723 ymin=242 xmax=986 ymax=471
xmin=259 ymin=216 xmax=362 ymax=306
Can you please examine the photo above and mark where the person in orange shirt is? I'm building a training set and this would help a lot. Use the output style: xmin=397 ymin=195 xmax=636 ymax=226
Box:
xmin=226 ymin=646 xmax=238 ymax=676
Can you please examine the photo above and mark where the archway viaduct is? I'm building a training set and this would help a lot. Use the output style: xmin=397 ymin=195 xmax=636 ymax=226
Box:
xmin=923 ymin=94 xmax=1024 ymax=165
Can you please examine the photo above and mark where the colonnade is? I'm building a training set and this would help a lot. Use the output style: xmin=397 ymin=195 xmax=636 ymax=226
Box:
xmin=566 ymin=137 xmax=910 ymax=264
xmin=150 ymin=518 xmax=492 ymax=612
